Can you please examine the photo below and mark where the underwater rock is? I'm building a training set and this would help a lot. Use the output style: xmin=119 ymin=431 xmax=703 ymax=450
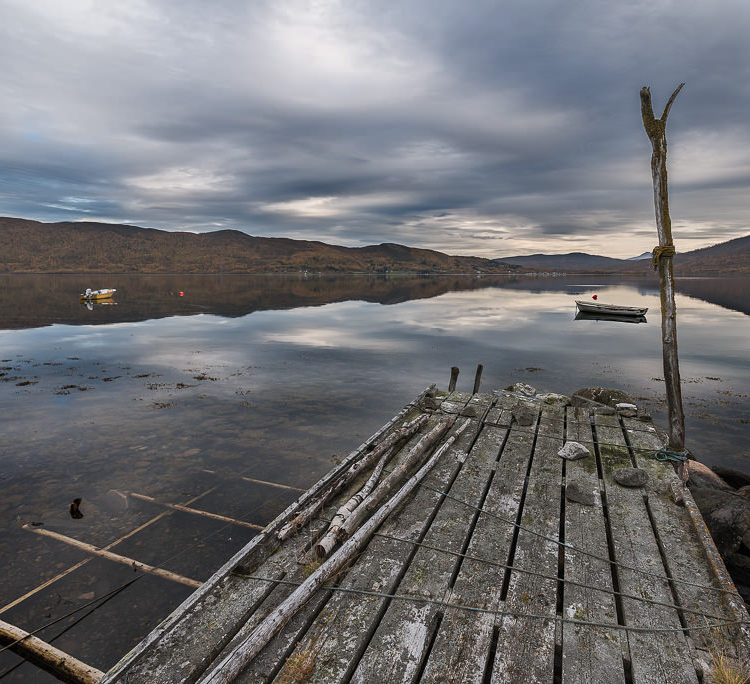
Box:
xmin=711 ymin=465 xmax=750 ymax=490
xmin=69 ymin=498 xmax=83 ymax=519
xmin=690 ymin=486 xmax=750 ymax=559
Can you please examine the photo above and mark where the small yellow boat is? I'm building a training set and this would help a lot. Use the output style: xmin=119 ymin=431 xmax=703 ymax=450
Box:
xmin=81 ymin=288 xmax=117 ymax=301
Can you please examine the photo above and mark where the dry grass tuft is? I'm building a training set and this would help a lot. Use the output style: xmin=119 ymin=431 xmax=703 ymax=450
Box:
xmin=277 ymin=645 xmax=317 ymax=683
xmin=711 ymin=651 xmax=750 ymax=684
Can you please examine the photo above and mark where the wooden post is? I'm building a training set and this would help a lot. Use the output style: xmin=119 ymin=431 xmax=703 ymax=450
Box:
xmin=641 ymin=83 xmax=686 ymax=451
xmin=448 ymin=366 xmax=459 ymax=392
xmin=23 ymin=525 xmax=202 ymax=588
xmin=472 ymin=364 xmax=484 ymax=394
xmin=126 ymin=492 xmax=265 ymax=530
xmin=0 ymin=619 xmax=104 ymax=684
xmin=2 ymin=487 xmax=217 ymax=616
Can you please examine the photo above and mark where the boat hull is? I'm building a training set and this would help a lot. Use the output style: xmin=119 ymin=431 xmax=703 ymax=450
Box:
xmin=81 ymin=289 xmax=117 ymax=301
xmin=575 ymin=300 xmax=647 ymax=316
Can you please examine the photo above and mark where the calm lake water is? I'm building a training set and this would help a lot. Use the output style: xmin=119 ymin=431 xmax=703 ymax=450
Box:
xmin=1 ymin=273 xmax=749 ymax=679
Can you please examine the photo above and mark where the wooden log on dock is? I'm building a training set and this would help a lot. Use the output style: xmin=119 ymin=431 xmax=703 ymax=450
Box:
xmin=315 ymin=417 xmax=457 ymax=559
xmin=332 ymin=417 xmax=457 ymax=552
xmin=314 ymin=443 xmax=396 ymax=559
xmin=277 ymin=414 xmax=428 ymax=541
xmin=0 ymin=618 xmax=104 ymax=684
xmin=199 ymin=418 xmax=470 ymax=684
xmin=22 ymin=525 xmax=201 ymax=589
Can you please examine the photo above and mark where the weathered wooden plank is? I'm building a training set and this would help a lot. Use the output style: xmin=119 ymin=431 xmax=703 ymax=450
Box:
xmin=225 ymin=408 xmax=470 ymax=682
xmin=485 ymin=405 xmax=513 ymax=428
xmin=561 ymin=405 xmax=626 ymax=683
xmin=102 ymin=389 xmax=435 ymax=684
xmin=491 ymin=404 xmax=563 ymax=682
xmin=438 ymin=391 xmax=473 ymax=414
xmin=623 ymin=416 xmax=742 ymax=664
xmin=595 ymin=412 xmax=699 ymax=684
xmin=419 ymin=394 xmax=536 ymax=683
xmin=350 ymin=406 xmax=502 ymax=682
xmin=260 ymin=400 xmax=478 ymax=683
xmin=210 ymin=413 xmax=454 ymax=683
xmin=119 ymin=520 xmax=327 ymax=684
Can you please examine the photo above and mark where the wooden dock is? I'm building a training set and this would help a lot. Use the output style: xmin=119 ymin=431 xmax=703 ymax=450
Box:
xmin=100 ymin=385 xmax=750 ymax=683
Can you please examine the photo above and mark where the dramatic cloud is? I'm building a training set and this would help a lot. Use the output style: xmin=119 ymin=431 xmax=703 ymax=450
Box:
xmin=2 ymin=0 xmax=749 ymax=257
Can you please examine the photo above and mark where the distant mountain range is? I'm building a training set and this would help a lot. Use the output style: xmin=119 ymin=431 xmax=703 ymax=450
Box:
xmin=0 ymin=217 xmax=519 ymax=274
xmin=493 ymin=234 xmax=750 ymax=274
xmin=1 ymin=217 xmax=748 ymax=274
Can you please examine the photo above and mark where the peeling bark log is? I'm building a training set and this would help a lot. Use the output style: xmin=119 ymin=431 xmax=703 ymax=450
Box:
xmin=277 ymin=414 xmax=428 ymax=540
xmin=336 ymin=417 xmax=457 ymax=543
xmin=199 ymin=418 xmax=471 ymax=684
xmin=0 ymin=619 xmax=104 ymax=684
xmin=315 ymin=443 xmax=396 ymax=559
xmin=641 ymin=83 xmax=686 ymax=451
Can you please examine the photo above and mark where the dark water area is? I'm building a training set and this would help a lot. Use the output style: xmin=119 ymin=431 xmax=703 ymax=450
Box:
xmin=0 ymin=273 xmax=748 ymax=680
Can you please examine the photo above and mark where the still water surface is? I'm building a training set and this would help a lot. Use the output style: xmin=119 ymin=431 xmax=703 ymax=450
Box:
xmin=1 ymin=273 xmax=748 ymax=679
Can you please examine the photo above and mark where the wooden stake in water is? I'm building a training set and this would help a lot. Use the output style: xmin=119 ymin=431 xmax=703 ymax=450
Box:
xmin=448 ymin=366 xmax=459 ymax=392
xmin=640 ymin=83 xmax=686 ymax=452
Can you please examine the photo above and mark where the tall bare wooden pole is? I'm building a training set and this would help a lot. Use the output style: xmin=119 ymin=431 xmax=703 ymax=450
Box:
xmin=640 ymin=83 xmax=685 ymax=451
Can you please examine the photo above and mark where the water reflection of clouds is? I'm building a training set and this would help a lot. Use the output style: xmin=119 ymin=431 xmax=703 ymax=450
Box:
xmin=263 ymin=328 xmax=401 ymax=351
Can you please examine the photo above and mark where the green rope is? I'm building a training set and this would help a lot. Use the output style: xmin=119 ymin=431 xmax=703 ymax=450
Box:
xmin=651 ymin=243 xmax=676 ymax=270
xmin=655 ymin=447 xmax=689 ymax=463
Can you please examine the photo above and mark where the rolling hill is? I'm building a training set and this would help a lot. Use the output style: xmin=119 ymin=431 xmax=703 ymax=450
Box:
xmin=493 ymin=235 xmax=750 ymax=275
xmin=0 ymin=217 xmax=520 ymax=274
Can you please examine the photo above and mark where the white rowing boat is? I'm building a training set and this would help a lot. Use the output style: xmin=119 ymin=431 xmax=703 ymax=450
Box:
xmin=575 ymin=300 xmax=648 ymax=316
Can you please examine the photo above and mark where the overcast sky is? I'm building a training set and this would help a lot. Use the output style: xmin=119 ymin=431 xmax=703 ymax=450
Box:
xmin=2 ymin=0 xmax=749 ymax=258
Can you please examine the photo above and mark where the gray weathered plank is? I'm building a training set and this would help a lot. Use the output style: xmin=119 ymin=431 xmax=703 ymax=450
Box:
xmin=118 ymin=521 xmax=323 ymax=683
xmin=561 ymin=405 xmax=626 ymax=683
xmin=419 ymin=395 xmax=537 ymax=683
xmin=623 ymin=416 xmax=740 ymax=663
xmin=491 ymin=404 xmax=563 ymax=682
xmin=101 ymin=388 xmax=435 ymax=684
xmin=350 ymin=408 xmax=502 ymax=682
xmin=263 ymin=398 xmax=476 ymax=683
xmin=595 ymin=412 xmax=699 ymax=684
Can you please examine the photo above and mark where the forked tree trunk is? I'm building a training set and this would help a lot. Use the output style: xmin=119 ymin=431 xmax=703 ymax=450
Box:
xmin=640 ymin=83 xmax=686 ymax=451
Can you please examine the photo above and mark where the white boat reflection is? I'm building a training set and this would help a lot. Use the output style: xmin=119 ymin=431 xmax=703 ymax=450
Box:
xmin=574 ymin=310 xmax=647 ymax=324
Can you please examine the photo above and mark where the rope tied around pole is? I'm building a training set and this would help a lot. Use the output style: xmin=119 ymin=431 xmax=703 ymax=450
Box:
xmin=651 ymin=243 xmax=676 ymax=270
